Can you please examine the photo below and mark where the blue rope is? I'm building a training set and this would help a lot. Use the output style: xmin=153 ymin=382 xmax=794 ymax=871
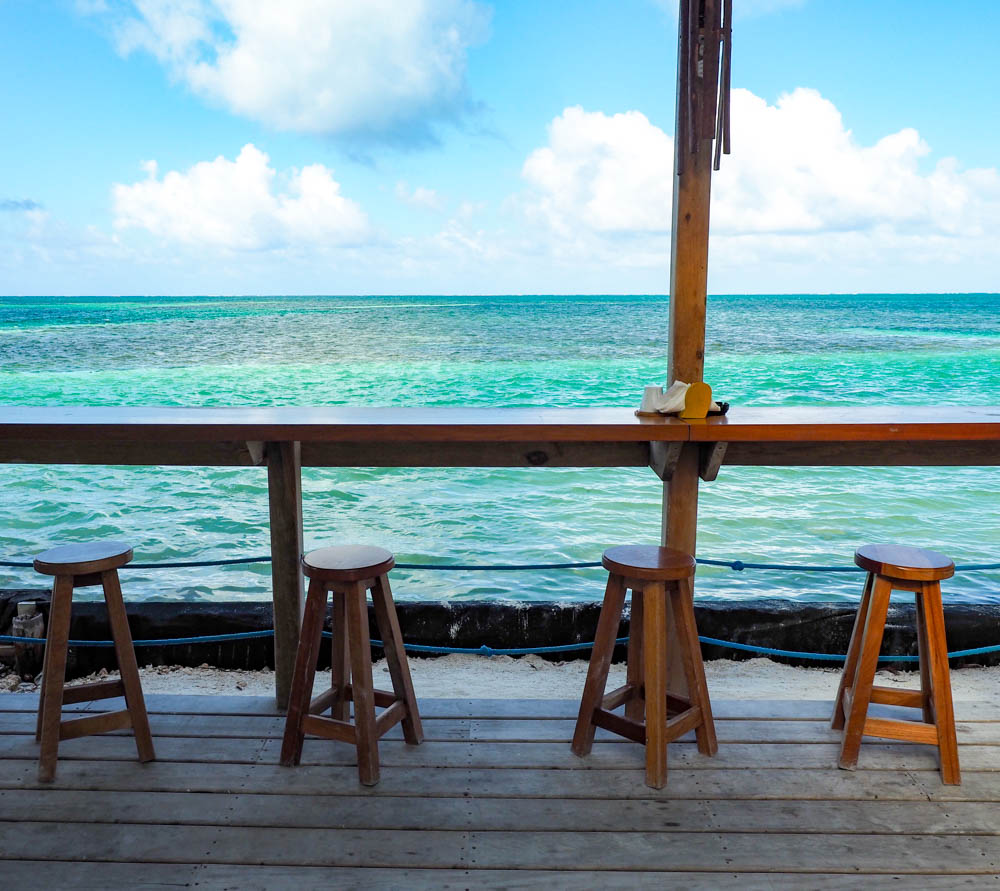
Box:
xmin=3 ymin=629 xmax=1000 ymax=661
xmin=394 ymin=561 xmax=603 ymax=571
xmin=697 ymin=558 xmax=860 ymax=572
xmin=318 ymin=631 xmax=630 ymax=656
xmin=0 ymin=630 xmax=275 ymax=648
xmin=2 ymin=555 xmax=999 ymax=571
xmin=0 ymin=556 xmax=275 ymax=569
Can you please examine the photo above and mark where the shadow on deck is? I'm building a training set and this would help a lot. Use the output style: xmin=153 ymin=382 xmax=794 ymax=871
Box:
xmin=1 ymin=693 xmax=999 ymax=888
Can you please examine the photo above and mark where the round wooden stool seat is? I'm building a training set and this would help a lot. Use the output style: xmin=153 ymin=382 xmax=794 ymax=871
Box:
xmin=602 ymin=545 xmax=696 ymax=581
xmin=302 ymin=545 xmax=394 ymax=582
xmin=33 ymin=540 xmax=133 ymax=576
xmin=854 ymin=544 xmax=954 ymax=582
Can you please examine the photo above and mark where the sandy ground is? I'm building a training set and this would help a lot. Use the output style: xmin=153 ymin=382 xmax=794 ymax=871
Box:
xmin=3 ymin=655 xmax=998 ymax=700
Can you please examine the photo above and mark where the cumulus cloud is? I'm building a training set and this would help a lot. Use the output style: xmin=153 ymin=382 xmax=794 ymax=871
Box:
xmin=518 ymin=90 xmax=1000 ymax=276
xmin=521 ymin=106 xmax=673 ymax=236
xmin=112 ymin=144 xmax=370 ymax=250
xmin=98 ymin=0 xmax=490 ymax=145
xmin=711 ymin=88 xmax=1000 ymax=238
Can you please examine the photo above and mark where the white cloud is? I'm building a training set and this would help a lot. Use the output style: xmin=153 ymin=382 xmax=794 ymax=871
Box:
xmin=518 ymin=90 xmax=1000 ymax=283
xmin=7 ymin=89 xmax=1000 ymax=295
xmin=711 ymin=88 xmax=1000 ymax=238
xmin=521 ymin=106 xmax=673 ymax=236
xmin=396 ymin=181 xmax=445 ymax=211
xmin=100 ymin=0 xmax=490 ymax=145
xmin=112 ymin=144 xmax=370 ymax=250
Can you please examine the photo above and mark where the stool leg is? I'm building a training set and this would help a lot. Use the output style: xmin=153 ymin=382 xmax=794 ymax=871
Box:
xmin=673 ymin=577 xmax=717 ymax=756
xmin=914 ymin=589 xmax=935 ymax=724
xmin=832 ymin=571 xmax=874 ymax=730
xmin=38 ymin=574 xmax=73 ymax=783
xmin=330 ymin=590 xmax=351 ymax=722
xmin=102 ymin=569 xmax=154 ymax=763
xmin=921 ymin=584 xmax=960 ymax=785
xmin=625 ymin=588 xmax=645 ymax=723
xmin=346 ymin=580 xmax=380 ymax=786
xmin=34 ymin=623 xmax=51 ymax=742
xmin=280 ymin=577 xmax=327 ymax=767
xmin=643 ymin=581 xmax=668 ymax=789
xmin=572 ymin=573 xmax=627 ymax=758
xmin=371 ymin=574 xmax=423 ymax=745
xmin=839 ymin=574 xmax=891 ymax=770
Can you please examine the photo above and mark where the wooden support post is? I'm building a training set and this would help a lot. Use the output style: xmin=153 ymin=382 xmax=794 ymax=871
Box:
xmin=267 ymin=440 xmax=304 ymax=711
xmin=662 ymin=5 xmax=719 ymax=696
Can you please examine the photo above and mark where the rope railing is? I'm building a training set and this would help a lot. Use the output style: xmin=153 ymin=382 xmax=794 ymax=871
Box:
xmin=3 ymin=549 xmax=1000 ymax=661
xmin=2 ymin=555 xmax=999 ymax=572
xmin=3 ymin=630 xmax=1000 ymax=662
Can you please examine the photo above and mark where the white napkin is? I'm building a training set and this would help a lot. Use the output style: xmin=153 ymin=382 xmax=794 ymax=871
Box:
xmin=640 ymin=381 xmax=720 ymax=414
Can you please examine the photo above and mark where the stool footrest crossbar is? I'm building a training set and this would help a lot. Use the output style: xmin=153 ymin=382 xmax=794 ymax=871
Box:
xmin=863 ymin=715 xmax=939 ymax=744
xmin=869 ymin=685 xmax=928 ymax=709
xmin=59 ymin=709 xmax=133 ymax=741
xmin=61 ymin=678 xmax=125 ymax=705
xmin=309 ymin=684 xmax=397 ymax=714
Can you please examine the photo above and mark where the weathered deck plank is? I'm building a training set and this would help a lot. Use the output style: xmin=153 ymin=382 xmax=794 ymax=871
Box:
xmin=4 ymin=712 xmax=1000 ymax=744
xmin=3 ymin=694 xmax=999 ymax=722
xmin=3 ymin=789 xmax=1000 ymax=834
xmin=2 ymin=822 xmax=998 ymax=873
xmin=2 ymin=695 xmax=999 ymax=883
xmin=3 ymin=732 xmax=999 ymax=771
xmin=2 ymin=862 xmax=995 ymax=890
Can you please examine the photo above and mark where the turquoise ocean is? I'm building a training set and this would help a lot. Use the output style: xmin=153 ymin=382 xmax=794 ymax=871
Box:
xmin=1 ymin=293 xmax=998 ymax=604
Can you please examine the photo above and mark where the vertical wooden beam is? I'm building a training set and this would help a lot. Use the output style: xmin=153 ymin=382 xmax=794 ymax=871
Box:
xmin=663 ymin=5 xmax=718 ymax=695
xmin=267 ymin=440 xmax=304 ymax=710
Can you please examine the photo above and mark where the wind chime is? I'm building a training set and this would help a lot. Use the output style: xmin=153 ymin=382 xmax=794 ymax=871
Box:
xmin=676 ymin=0 xmax=733 ymax=173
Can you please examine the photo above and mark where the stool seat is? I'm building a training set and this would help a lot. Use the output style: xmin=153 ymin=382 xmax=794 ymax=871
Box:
xmin=602 ymin=545 xmax=696 ymax=581
xmin=303 ymin=545 xmax=394 ymax=582
xmin=854 ymin=544 xmax=954 ymax=582
xmin=33 ymin=540 xmax=133 ymax=576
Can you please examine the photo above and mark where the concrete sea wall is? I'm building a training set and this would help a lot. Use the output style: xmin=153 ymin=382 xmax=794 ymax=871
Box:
xmin=3 ymin=588 xmax=1000 ymax=680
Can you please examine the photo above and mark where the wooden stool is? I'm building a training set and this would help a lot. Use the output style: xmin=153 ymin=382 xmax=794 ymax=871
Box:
xmin=571 ymin=545 xmax=717 ymax=788
xmin=280 ymin=545 xmax=423 ymax=785
xmin=832 ymin=544 xmax=960 ymax=785
xmin=33 ymin=540 xmax=155 ymax=782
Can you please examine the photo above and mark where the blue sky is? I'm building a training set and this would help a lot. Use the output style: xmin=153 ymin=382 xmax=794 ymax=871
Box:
xmin=2 ymin=0 xmax=998 ymax=295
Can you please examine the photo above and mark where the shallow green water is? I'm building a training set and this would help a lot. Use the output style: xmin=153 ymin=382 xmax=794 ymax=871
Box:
xmin=1 ymin=293 xmax=998 ymax=603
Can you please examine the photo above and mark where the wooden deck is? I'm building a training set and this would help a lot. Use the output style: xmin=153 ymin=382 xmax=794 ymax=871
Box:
xmin=1 ymin=693 xmax=998 ymax=888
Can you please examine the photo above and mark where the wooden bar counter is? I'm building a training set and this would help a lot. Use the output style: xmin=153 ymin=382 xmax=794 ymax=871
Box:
xmin=3 ymin=403 xmax=999 ymax=707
